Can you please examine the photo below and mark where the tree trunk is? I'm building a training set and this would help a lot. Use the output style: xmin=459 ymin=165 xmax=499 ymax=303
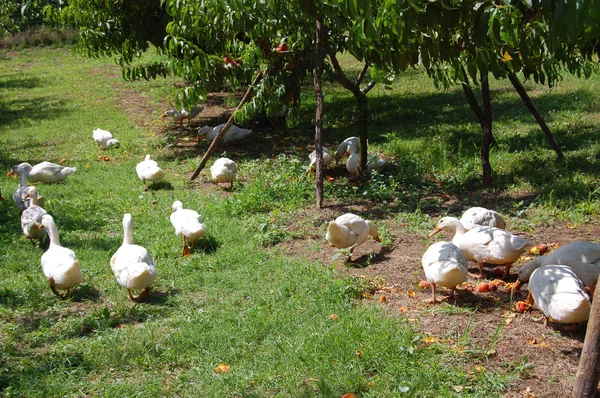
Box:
xmin=573 ymin=286 xmax=600 ymax=397
xmin=462 ymin=82 xmax=484 ymax=129
xmin=314 ymin=18 xmax=325 ymax=208
xmin=508 ymin=72 xmax=564 ymax=160
xmin=481 ymin=77 xmax=493 ymax=187
xmin=190 ymin=71 xmax=264 ymax=180
xmin=354 ymin=90 xmax=369 ymax=176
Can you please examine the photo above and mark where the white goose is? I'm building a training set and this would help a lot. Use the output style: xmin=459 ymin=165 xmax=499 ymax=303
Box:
xmin=210 ymin=157 xmax=238 ymax=188
xmin=135 ymin=154 xmax=164 ymax=191
xmin=93 ymin=128 xmax=120 ymax=149
xmin=422 ymin=241 xmax=468 ymax=303
xmin=21 ymin=187 xmax=48 ymax=240
xmin=527 ymin=264 xmax=591 ymax=326
xmin=160 ymin=105 xmax=203 ymax=126
xmin=334 ymin=137 xmax=359 ymax=162
xmin=12 ymin=170 xmax=45 ymax=212
xmin=516 ymin=241 xmax=600 ymax=293
xmin=429 ymin=217 xmax=531 ymax=279
xmin=9 ymin=162 xmax=76 ymax=183
xmin=308 ymin=147 xmax=334 ymax=173
xmin=39 ymin=214 xmax=82 ymax=298
xmin=326 ymin=213 xmax=381 ymax=259
xmin=197 ymin=123 xmax=253 ymax=144
xmin=170 ymin=200 xmax=207 ymax=256
xmin=460 ymin=207 xmax=506 ymax=230
xmin=110 ymin=213 xmax=157 ymax=302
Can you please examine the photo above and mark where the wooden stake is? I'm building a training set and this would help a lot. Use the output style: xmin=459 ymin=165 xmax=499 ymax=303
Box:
xmin=573 ymin=286 xmax=600 ymax=397
xmin=190 ymin=71 xmax=264 ymax=180
xmin=508 ymin=72 xmax=564 ymax=160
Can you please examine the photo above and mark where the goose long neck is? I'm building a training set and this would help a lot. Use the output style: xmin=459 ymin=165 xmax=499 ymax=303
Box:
xmin=46 ymin=219 xmax=61 ymax=246
xmin=123 ymin=215 xmax=134 ymax=245
xmin=452 ymin=220 xmax=466 ymax=237
xmin=28 ymin=191 xmax=39 ymax=206
xmin=18 ymin=173 xmax=27 ymax=188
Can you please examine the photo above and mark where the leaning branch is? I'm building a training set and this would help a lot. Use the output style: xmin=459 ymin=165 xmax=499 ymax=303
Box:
xmin=190 ymin=71 xmax=264 ymax=180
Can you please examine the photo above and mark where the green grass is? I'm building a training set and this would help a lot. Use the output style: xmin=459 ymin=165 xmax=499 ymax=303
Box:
xmin=2 ymin=46 xmax=600 ymax=396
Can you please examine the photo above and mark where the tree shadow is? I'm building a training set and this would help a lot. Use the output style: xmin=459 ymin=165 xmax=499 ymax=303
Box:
xmin=0 ymin=95 xmax=72 ymax=130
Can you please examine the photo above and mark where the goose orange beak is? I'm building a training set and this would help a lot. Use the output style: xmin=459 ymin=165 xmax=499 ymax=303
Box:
xmin=6 ymin=170 xmax=13 ymax=176
xmin=374 ymin=236 xmax=381 ymax=242
xmin=428 ymin=227 xmax=441 ymax=238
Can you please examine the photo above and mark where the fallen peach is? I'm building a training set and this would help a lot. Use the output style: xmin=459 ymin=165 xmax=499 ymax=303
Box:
xmin=418 ymin=280 xmax=431 ymax=289
xmin=476 ymin=282 xmax=490 ymax=293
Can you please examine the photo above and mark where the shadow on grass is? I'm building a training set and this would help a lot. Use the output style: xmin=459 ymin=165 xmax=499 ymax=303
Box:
xmin=193 ymin=235 xmax=220 ymax=254
xmin=70 ymin=284 xmax=101 ymax=302
xmin=147 ymin=180 xmax=174 ymax=191
xmin=158 ymin=80 xmax=600 ymax=218
xmin=146 ymin=287 xmax=180 ymax=306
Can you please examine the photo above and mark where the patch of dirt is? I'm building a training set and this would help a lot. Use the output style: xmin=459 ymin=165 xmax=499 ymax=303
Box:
xmin=278 ymin=211 xmax=600 ymax=398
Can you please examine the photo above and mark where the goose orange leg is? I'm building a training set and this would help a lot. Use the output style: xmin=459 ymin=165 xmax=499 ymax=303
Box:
xmin=502 ymin=263 xmax=512 ymax=279
xmin=182 ymin=234 xmax=191 ymax=256
xmin=426 ymin=283 xmax=441 ymax=304
xmin=49 ymin=278 xmax=69 ymax=299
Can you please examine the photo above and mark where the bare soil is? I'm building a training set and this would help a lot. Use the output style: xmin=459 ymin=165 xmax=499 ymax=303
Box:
xmin=278 ymin=205 xmax=600 ymax=398
xmin=113 ymin=83 xmax=600 ymax=398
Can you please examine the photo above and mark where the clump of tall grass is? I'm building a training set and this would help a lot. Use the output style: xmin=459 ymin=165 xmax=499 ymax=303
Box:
xmin=0 ymin=26 xmax=77 ymax=49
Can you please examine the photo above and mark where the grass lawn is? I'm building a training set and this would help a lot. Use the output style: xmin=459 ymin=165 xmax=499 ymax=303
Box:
xmin=1 ymin=46 xmax=599 ymax=397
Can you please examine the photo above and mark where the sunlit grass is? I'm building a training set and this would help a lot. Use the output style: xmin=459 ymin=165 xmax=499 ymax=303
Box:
xmin=0 ymin=47 xmax=532 ymax=396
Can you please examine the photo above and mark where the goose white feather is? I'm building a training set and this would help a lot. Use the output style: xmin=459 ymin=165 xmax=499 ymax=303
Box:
xmin=422 ymin=241 xmax=468 ymax=303
xmin=308 ymin=147 xmax=334 ymax=171
xmin=110 ymin=213 xmax=157 ymax=301
xmin=429 ymin=216 xmax=531 ymax=279
xmin=326 ymin=213 xmax=381 ymax=258
xmin=528 ymin=264 xmax=591 ymax=324
xmin=10 ymin=165 xmax=45 ymax=211
xmin=460 ymin=207 xmax=506 ymax=230
xmin=517 ymin=241 xmax=600 ymax=290
xmin=160 ymin=105 xmax=203 ymax=126
xmin=136 ymin=154 xmax=164 ymax=190
xmin=21 ymin=186 xmax=48 ymax=239
xmin=210 ymin=157 xmax=237 ymax=188
xmin=170 ymin=200 xmax=207 ymax=256
xmin=197 ymin=123 xmax=253 ymax=143
xmin=10 ymin=162 xmax=76 ymax=183
xmin=93 ymin=128 xmax=120 ymax=149
xmin=40 ymin=214 xmax=82 ymax=298
xmin=334 ymin=137 xmax=359 ymax=161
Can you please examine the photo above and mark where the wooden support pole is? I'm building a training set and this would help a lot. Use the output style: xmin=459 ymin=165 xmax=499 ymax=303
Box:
xmin=190 ymin=71 xmax=264 ymax=180
xmin=508 ymin=72 xmax=564 ymax=160
xmin=314 ymin=17 xmax=325 ymax=208
xmin=573 ymin=287 xmax=600 ymax=397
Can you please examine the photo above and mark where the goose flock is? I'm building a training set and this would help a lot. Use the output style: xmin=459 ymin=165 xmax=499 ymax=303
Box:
xmin=3 ymin=124 xmax=597 ymax=331
xmin=2 ymin=127 xmax=237 ymax=301
xmin=423 ymin=207 xmax=600 ymax=328
xmin=308 ymin=136 xmax=386 ymax=177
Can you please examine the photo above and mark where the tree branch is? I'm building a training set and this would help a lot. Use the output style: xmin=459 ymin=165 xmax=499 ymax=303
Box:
xmin=361 ymin=80 xmax=377 ymax=94
xmin=354 ymin=63 xmax=370 ymax=91
xmin=190 ymin=71 xmax=264 ymax=180
xmin=325 ymin=45 xmax=355 ymax=93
